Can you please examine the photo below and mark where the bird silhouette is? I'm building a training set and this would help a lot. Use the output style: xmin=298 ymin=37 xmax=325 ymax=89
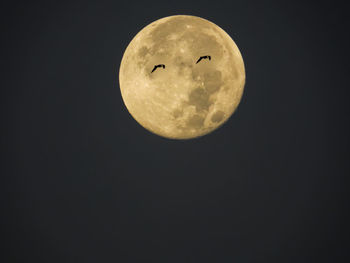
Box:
xmin=151 ymin=64 xmax=165 ymax=73
xmin=196 ymin=55 xmax=211 ymax=64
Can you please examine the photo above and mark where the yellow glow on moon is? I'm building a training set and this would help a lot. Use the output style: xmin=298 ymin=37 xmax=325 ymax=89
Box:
xmin=119 ymin=15 xmax=245 ymax=139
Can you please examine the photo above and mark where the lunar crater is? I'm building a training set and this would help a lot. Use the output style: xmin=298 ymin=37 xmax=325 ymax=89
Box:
xmin=211 ymin=110 xmax=225 ymax=123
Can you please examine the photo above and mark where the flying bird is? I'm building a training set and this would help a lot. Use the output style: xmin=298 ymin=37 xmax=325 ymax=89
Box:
xmin=151 ymin=64 xmax=165 ymax=73
xmin=196 ymin=55 xmax=211 ymax=64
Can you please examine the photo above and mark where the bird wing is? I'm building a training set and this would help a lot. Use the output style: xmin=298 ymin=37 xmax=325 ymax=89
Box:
xmin=151 ymin=65 xmax=157 ymax=73
xmin=196 ymin=57 xmax=203 ymax=64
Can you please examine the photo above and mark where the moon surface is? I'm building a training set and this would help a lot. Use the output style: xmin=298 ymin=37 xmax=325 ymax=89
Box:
xmin=119 ymin=15 xmax=245 ymax=139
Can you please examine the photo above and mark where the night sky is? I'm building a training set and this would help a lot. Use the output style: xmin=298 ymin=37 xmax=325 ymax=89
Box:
xmin=2 ymin=0 xmax=349 ymax=262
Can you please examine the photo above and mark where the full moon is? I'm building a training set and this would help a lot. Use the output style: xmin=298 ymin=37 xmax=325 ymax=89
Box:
xmin=119 ymin=15 xmax=245 ymax=139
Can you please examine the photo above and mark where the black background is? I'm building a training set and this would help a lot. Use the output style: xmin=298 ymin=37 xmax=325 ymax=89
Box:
xmin=2 ymin=0 xmax=349 ymax=262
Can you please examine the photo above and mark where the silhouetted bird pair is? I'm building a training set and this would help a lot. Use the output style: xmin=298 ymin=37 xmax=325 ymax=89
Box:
xmin=151 ymin=55 xmax=211 ymax=73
